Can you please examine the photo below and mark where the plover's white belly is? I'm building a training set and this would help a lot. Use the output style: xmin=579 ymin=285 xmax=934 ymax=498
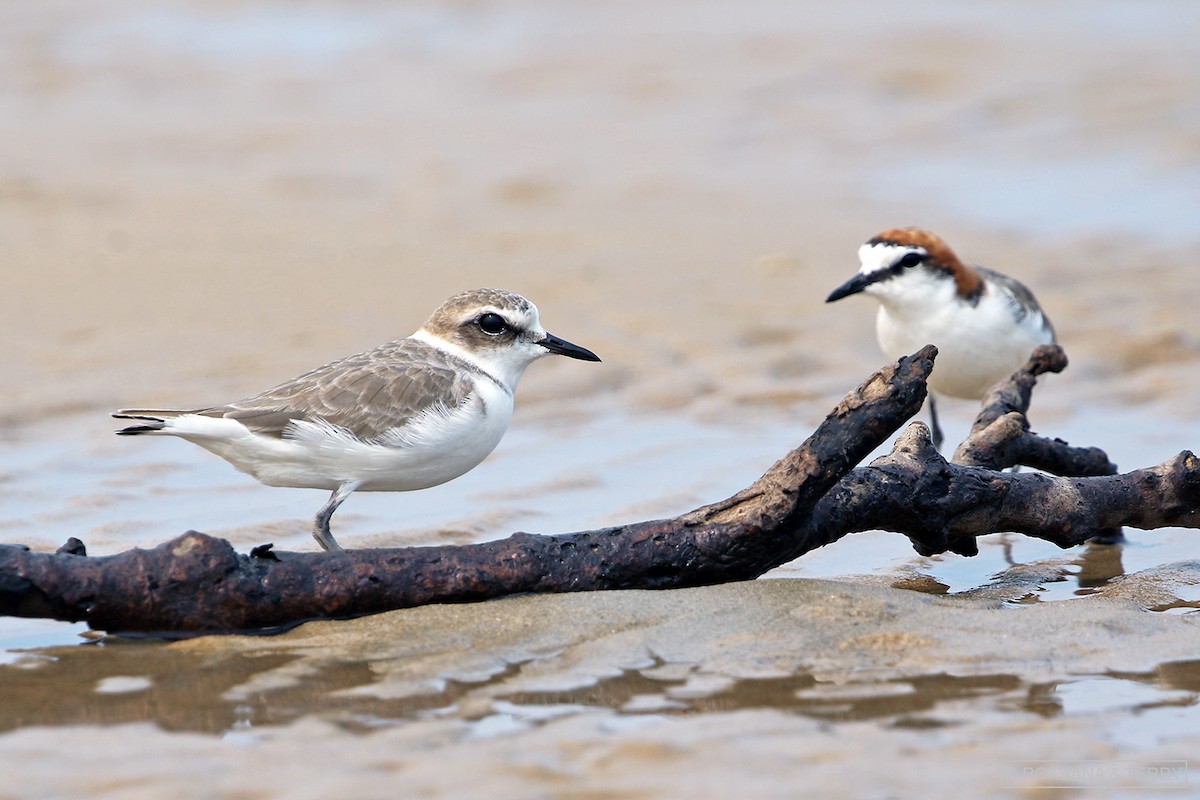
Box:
xmin=172 ymin=390 xmax=513 ymax=492
xmin=876 ymin=301 xmax=1052 ymax=399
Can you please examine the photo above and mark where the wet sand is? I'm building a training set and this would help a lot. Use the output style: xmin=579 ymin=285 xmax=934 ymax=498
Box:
xmin=4 ymin=574 xmax=1200 ymax=797
xmin=2 ymin=0 xmax=1199 ymax=796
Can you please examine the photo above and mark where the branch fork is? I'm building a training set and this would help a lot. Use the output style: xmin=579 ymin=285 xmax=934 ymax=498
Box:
xmin=1 ymin=344 xmax=1195 ymax=634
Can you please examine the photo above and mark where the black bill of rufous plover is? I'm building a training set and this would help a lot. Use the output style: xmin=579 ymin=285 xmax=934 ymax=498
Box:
xmin=825 ymin=227 xmax=1056 ymax=449
xmin=114 ymin=288 xmax=601 ymax=551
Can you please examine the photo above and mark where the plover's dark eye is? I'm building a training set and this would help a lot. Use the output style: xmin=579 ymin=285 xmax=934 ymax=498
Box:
xmin=478 ymin=313 xmax=508 ymax=335
xmin=896 ymin=252 xmax=923 ymax=269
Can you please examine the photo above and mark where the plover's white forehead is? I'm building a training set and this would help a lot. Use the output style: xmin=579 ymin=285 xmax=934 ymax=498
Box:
xmin=858 ymin=240 xmax=927 ymax=274
xmin=422 ymin=288 xmax=540 ymax=336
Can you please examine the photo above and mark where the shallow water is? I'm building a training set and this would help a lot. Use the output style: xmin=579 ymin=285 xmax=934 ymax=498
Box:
xmin=2 ymin=0 xmax=1199 ymax=796
xmin=6 ymin=636 xmax=1199 ymax=737
xmin=5 ymin=578 xmax=1200 ymax=798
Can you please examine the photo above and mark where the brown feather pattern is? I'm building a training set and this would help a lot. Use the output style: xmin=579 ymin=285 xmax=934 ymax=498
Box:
xmin=117 ymin=339 xmax=486 ymax=442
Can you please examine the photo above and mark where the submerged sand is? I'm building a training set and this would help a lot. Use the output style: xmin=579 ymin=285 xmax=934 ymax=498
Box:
xmin=2 ymin=0 xmax=1199 ymax=796
xmin=5 ymin=572 xmax=1200 ymax=798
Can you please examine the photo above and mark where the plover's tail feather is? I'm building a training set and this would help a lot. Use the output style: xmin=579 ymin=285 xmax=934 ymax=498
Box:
xmin=113 ymin=408 xmax=206 ymax=435
xmin=115 ymin=423 xmax=161 ymax=435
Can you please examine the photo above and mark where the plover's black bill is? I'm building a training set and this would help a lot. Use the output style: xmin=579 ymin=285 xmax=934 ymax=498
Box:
xmin=539 ymin=332 xmax=601 ymax=362
xmin=826 ymin=271 xmax=887 ymax=303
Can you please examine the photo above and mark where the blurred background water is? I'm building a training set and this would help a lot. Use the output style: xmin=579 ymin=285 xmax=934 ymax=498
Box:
xmin=2 ymin=1 xmax=1198 ymax=795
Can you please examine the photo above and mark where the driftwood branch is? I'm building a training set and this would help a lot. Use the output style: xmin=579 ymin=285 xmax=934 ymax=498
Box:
xmin=810 ymin=427 xmax=1197 ymax=558
xmin=951 ymin=344 xmax=1115 ymax=475
xmin=1 ymin=344 xmax=1196 ymax=634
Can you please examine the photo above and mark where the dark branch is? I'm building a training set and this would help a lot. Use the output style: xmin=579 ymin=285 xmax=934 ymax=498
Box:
xmin=1 ymin=343 xmax=1196 ymax=635
xmin=0 ymin=349 xmax=932 ymax=633
xmin=809 ymin=423 xmax=1198 ymax=557
xmin=952 ymin=344 xmax=1116 ymax=476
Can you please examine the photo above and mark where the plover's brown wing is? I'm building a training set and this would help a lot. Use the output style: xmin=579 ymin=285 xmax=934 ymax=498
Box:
xmin=207 ymin=340 xmax=478 ymax=441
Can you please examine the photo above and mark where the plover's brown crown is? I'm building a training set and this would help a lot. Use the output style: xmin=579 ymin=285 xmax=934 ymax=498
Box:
xmin=866 ymin=227 xmax=982 ymax=300
xmin=420 ymin=288 xmax=542 ymax=357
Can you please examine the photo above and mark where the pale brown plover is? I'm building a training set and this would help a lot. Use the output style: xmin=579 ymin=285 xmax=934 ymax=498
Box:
xmin=114 ymin=288 xmax=601 ymax=551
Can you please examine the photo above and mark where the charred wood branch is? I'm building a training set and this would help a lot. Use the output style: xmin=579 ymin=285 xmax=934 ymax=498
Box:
xmin=0 ymin=349 xmax=933 ymax=633
xmin=0 ymin=344 xmax=1196 ymax=634
xmin=809 ymin=424 xmax=1198 ymax=557
xmin=952 ymin=344 xmax=1116 ymax=476
xmin=949 ymin=343 xmax=1123 ymax=544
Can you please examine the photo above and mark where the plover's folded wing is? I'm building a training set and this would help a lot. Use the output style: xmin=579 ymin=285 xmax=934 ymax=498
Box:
xmin=975 ymin=265 xmax=1057 ymax=340
xmin=217 ymin=343 xmax=475 ymax=442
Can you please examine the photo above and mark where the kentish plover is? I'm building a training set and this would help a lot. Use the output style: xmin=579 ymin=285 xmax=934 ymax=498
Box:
xmin=114 ymin=288 xmax=601 ymax=551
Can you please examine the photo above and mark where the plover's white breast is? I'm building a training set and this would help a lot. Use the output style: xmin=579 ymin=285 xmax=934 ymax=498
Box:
xmin=874 ymin=273 xmax=1054 ymax=399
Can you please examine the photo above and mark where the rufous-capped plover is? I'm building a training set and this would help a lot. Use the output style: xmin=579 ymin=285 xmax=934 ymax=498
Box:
xmin=114 ymin=288 xmax=601 ymax=551
xmin=826 ymin=227 xmax=1056 ymax=449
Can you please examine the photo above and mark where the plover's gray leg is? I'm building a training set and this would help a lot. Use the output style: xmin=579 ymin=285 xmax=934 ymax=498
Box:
xmin=928 ymin=395 xmax=944 ymax=452
xmin=312 ymin=481 xmax=361 ymax=552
